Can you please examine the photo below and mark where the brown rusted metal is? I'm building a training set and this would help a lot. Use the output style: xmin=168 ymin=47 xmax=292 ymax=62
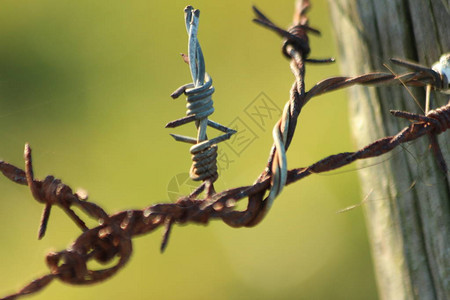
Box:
xmin=0 ymin=2 xmax=449 ymax=299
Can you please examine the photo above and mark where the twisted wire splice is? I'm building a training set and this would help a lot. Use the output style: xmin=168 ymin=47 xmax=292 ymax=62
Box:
xmin=167 ymin=6 xmax=235 ymax=183
xmin=251 ymin=3 xmax=332 ymax=220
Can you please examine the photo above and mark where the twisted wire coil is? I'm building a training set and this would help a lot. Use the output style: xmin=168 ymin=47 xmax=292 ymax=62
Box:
xmin=184 ymin=74 xmax=215 ymax=120
xmin=428 ymin=104 xmax=450 ymax=134
xmin=168 ymin=6 xmax=220 ymax=182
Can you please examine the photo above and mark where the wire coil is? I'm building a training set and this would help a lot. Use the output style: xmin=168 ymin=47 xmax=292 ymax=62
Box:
xmin=185 ymin=74 xmax=215 ymax=119
xmin=190 ymin=143 xmax=218 ymax=182
xmin=425 ymin=104 xmax=450 ymax=134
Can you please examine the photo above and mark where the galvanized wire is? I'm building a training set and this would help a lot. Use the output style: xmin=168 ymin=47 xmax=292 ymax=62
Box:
xmin=167 ymin=6 xmax=236 ymax=183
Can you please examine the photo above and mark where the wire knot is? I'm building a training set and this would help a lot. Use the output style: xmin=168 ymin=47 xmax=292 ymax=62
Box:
xmin=46 ymin=251 xmax=88 ymax=282
xmin=426 ymin=103 xmax=450 ymax=134
xmin=282 ymin=25 xmax=310 ymax=58
xmin=390 ymin=101 xmax=450 ymax=134
xmin=190 ymin=143 xmax=218 ymax=182
xmin=46 ymin=223 xmax=133 ymax=285
xmin=41 ymin=176 xmax=72 ymax=206
xmin=252 ymin=6 xmax=333 ymax=63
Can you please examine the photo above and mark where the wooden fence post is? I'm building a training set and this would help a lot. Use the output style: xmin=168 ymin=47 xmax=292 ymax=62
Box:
xmin=327 ymin=0 xmax=450 ymax=299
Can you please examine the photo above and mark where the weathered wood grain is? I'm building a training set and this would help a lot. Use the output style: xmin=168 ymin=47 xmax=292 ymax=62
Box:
xmin=328 ymin=0 xmax=449 ymax=299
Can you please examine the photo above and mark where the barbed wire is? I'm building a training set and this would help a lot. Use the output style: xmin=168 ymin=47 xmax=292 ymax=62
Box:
xmin=0 ymin=1 xmax=449 ymax=299
xmin=167 ymin=6 xmax=236 ymax=189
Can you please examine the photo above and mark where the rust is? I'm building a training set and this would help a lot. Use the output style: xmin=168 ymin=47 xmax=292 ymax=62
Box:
xmin=1 ymin=2 xmax=449 ymax=299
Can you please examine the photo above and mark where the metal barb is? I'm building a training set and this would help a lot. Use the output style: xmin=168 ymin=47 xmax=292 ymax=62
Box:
xmin=390 ymin=54 xmax=450 ymax=173
xmin=390 ymin=53 xmax=450 ymax=92
xmin=252 ymin=5 xmax=334 ymax=63
xmin=2 ymin=5 xmax=450 ymax=300
xmin=167 ymin=6 xmax=236 ymax=183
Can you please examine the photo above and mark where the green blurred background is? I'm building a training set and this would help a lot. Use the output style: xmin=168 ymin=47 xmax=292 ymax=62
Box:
xmin=0 ymin=0 xmax=378 ymax=299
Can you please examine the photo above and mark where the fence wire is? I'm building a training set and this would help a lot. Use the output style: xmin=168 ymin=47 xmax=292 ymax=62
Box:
xmin=0 ymin=1 xmax=449 ymax=299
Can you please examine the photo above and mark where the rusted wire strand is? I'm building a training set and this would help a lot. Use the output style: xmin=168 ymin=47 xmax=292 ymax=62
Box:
xmin=0 ymin=2 xmax=449 ymax=299
xmin=247 ymin=1 xmax=335 ymax=225
xmin=1 ymin=99 xmax=449 ymax=299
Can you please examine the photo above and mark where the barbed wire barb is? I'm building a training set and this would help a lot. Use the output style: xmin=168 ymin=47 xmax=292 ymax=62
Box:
xmin=0 ymin=2 xmax=449 ymax=299
xmin=167 ymin=6 xmax=236 ymax=192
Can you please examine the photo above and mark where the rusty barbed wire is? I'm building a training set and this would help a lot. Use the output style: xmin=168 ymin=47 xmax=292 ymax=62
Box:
xmin=249 ymin=2 xmax=337 ymax=224
xmin=0 ymin=1 xmax=449 ymax=299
